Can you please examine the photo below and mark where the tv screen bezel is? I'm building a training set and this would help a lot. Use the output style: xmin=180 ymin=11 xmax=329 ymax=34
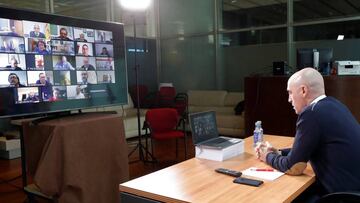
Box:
xmin=0 ymin=6 xmax=128 ymax=119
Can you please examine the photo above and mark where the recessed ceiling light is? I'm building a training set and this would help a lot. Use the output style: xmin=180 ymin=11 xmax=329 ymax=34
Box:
xmin=337 ymin=35 xmax=344 ymax=40
xmin=119 ymin=0 xmax=151 ymax=11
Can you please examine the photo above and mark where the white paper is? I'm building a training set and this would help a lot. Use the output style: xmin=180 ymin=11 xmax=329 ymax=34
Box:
xmin=242 ymin=167 xmax=284 ymax=181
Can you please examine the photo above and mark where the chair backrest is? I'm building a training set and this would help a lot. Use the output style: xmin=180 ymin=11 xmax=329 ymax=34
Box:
xmin=146 ymin=108 xmax=179 ymax=133
xmin=174 ymin=93 xmax=188 ymax=118
xmin=317 ymin=191 xmax=360 ymax=203
xmin=158 ymin=86 xmax=176 ymax=107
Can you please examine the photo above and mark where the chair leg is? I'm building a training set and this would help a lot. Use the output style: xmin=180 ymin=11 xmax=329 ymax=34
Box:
xmin=184 ymin=133 xmax=187 ymax=160
xmin=151 ymin=138 xmax=155 ymax=160
xmin=175 ymin=138 xmax=179 ymax=159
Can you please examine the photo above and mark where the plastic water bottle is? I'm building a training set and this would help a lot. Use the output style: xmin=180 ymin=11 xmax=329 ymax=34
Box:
xmin=253 ymin=121 xmax=263 ymax=147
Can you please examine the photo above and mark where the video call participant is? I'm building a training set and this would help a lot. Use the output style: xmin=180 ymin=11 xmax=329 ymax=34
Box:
xmin=256 ymin=68 xmax=360 ymax=201
xmin=102 ymin=74 xmax=111 ymax=83
xmin=25 ymin=91 xmax=39 ymax=102
xmin=81 ymin=44 xmax=90 ymax=56
xmin=5 ymin=57 xmax=22 ymax=70
xmin=1 ymin=40 xmax=16 ymax=52
xmin=59 ymin=73 xmax=71 ymax=85
xmin=36 ymin=73 xmax=53 ymax=100
xmin=80 ymin=71 xmax=90 ymax=85
xmin=34 ymin=40 xmax=49 ymax=55
xmin=30 ymin=24 xmax=45 ymax=38
xmin=100 ymin=47 xmax=110 ymax=57
xmin=79 ymin=57 xmax=95 ymax=71
xmin=8 ymin=73 xmax=25 ymax=87
xmin=54 ymin=56 xmax=75 ymax=70
xmin=57 ymin=27 xmax=71 ymax=40
xmin=75 ymin=85 xmax=85 ymax=99
xmin=75 ymin=33 xmax=87 ymax=42
xmin=49 ymin=88 xmax=63 ymax=101
xmin=99 ymin=57 xmax=113 ymax=70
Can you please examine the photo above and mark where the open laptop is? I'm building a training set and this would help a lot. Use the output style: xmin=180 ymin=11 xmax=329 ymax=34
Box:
xmin=189 ymin=111 xmax=241 ymax=149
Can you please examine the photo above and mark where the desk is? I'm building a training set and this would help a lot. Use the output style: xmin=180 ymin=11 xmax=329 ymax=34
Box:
xmin=20 ymin=113 xmax=129 ymax=203
xmin=120 ymin=135 xmax=315 ymax=203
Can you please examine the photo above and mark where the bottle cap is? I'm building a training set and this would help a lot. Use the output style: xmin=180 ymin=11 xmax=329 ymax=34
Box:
xmin=255 ymin=121 xmax=262 ymax=126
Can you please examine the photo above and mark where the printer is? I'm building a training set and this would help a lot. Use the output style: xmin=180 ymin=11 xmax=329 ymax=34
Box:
xmin=335 ymin=61 xmax=360 ymax=75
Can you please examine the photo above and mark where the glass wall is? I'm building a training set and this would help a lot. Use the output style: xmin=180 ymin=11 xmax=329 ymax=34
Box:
xmin=0 ymin=0 xmax=49 ymax=12
xmin=294 ymin=0 xmax=360 ymax=22
xmin=126 ymin=37 xmax=158 ymax=92
xmin=221 ymin=0 xmax=287 ymax=29
xmin=294 ymin=20 xmax=360 ymax=41
xmin=161 ymin=36 xmax=216 ymax=92
xmin=54 ymin=0 xmax=107 ymax=21
xmin=222 ymin=28 xmax=287 ymax=46
xmin=159 ymin=0 xmax=214 ymax=38
xmin=219 ymin=0 xmax=360 ymax=91
xmin=159 ymin=0 xmax=215 ymax=91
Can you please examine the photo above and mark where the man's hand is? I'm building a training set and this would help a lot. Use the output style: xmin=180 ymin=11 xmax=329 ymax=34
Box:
xmin=255 ymin=141 xmax=278 ymax=162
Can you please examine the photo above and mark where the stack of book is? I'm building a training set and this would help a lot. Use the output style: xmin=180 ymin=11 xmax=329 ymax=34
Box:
xmin=0 ymin=131 xmax=21 ymax=159
xmin=195 ymin=139 xmax=244 ymax=161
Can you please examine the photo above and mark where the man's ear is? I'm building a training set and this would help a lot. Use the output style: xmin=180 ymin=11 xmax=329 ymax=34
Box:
xmin=300 ymin=85 xmax=308 ymax=97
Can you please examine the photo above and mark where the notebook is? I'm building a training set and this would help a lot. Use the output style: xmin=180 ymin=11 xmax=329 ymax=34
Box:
xmin=189 ymin=111 xmax=241 ymax=149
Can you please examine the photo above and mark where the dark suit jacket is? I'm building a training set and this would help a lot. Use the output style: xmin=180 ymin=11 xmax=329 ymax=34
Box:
xmin=30 ymin=31 xmax=45 ymax=38
xmin=266 ymin=97 xmax=360 ymax=194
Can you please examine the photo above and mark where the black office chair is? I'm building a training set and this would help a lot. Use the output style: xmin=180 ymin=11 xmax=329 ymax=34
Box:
xmin=317 ymin=191 xmax=360 ymax=203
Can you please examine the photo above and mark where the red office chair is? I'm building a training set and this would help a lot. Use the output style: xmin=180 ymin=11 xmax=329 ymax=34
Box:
xmin=157 ymin=87 xmax=188 ymax=119
xmin=174 ymin=93 xmax=188 ymax=119
xmin=158 ymin=86 xmax=176 ymax=108
xmin=145 ymin=108 xmax=187 ymax=161
xmin=129 ymin=85 xmax=157 ymax=108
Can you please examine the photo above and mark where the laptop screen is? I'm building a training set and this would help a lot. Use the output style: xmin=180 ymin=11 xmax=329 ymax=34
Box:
xmin=189 ymin=111 xmax=219 ymax=145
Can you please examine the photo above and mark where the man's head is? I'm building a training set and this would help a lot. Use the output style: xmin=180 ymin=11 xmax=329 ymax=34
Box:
xmin=53 ymin=88 xmax=60 ymax=98
xmin=287 ymin=67 xmax=325 ymax=114
xmin=102 ymin=74 xmax=109 ymax=82
xmin=59 ymin=28 xmax=68 ymax=39
xmin=8 ymin=73 xmax=19 ymax=86
xmin=10 ymin=57 xmax=18 ymax=67
xmin=82 ymin=44 xmax=89 ymax=56
xmin=79 ymin=33 xmax=85 ymax=39
xmin=81 ymin=71 xmax=88 ymax=83
xmin=39 ymin=73 xmax=46 ymax=84
xmin=33 ymin=24 xmax=40 ymax=33
xmin=61 ymin=56 xmax=67 ymax=62
xmin=83 ymin=56 xmax=90 ymax=65
xmin=101 ymin=47 xmax=108 ymax=54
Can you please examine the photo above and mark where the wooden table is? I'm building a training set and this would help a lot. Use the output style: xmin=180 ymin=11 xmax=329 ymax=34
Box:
xmin=120 ymin=135 xmax=315 ymax=203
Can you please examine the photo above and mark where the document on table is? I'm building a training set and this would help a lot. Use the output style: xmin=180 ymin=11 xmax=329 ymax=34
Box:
xmin=242 ymin=167 xmax=284 ymax=181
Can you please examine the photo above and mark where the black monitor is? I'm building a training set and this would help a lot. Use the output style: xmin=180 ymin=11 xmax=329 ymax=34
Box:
xmin=318 ymin=48 xmax=333 ymax=73
xmin=0 ymin=6 xmax=127 ymax=118
xmin=296 ymin=48 xmax=333 ymax=74
xmin=297 ymin=48 xmax=314 ymax=69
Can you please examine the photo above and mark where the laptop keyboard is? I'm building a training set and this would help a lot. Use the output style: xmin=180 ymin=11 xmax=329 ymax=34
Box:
xmin=212 ymin=137 xmax=229 ymax=144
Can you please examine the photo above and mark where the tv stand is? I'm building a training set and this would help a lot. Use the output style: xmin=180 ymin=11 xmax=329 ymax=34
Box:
xmin=12 ymin=112 xmax=129 ymax=202
xmin=11 ymin=110 xmax=119 ymax=189
xmin=28 ymin=110 xmax=117 ymax=125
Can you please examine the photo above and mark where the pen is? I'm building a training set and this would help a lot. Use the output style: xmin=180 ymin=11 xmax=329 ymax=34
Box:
xmin=251 ymin=168 xmax=274 ymax=172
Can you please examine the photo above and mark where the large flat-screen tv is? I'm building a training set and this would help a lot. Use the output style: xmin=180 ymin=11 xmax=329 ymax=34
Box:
xmin=0 ymin=6 xmax=127 ymax=118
